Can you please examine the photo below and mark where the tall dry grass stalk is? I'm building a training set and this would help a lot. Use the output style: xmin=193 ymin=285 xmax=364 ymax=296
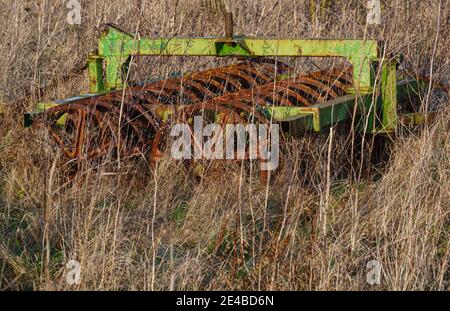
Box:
xmin=0 ymin=0 xmax=448 ymax=290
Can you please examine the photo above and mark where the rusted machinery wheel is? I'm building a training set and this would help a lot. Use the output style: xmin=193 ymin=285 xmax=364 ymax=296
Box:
xmin=32 ymin=100 xmax=160 ymax=162
xmin=31 ymin=61 xmax=353 ymax=178
xmin=31 ymin=60 xmax=291 ymax=171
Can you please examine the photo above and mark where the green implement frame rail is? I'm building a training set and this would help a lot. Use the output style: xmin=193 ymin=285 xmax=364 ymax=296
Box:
xmin=28 ymin=24 xmax=428 ymax=134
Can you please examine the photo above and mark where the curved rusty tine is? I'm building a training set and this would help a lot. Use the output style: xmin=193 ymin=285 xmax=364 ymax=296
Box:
xmin=324 ymin=68 xmax=354 ymax=85
xmin=255 ymin=87 xmax=301 ymax=107
xmin=189 ymin=61 xmax=286 ymax=86
xmin=96 ymin=101 xmax=147 ymax=149
xmin=35 ymin=102 xmax=87 ymax=125
xmin=72 ymin=109 xmax=87 ymax=158
xmin=173 ymin=102 xmax=246 ymax=125
xmin=127 ymin=100 xmax=158 ymax=128
xmin=115 ymin=98 xmax=161 ymax=130
xmin=80 ymin=109 xmax=110 ymax=159
xmin=243 ymin=63 xmax=278 ymax=82
xmin=259 ymin=90 xmax=296 ymax=107
xmin=179 ymin=79 xmax=217 ymax=99
xmin=286 ymin=84 xmax=322 ymax=103
xmin=143 ymin=80 xmax=200 ymax=102
xmin=227 ymin=61 xmax=290 ymax=83
xmin=308 ymin=71 xmax=348 ymax=93
xmin=266 ymin=82 xmax=316 ymax=105
xmin=260 ymin=84 xmax=311 ymax=107
xmin=187 ymin=62 xmax=248 ymax=77
xmin=93 ymin=110 xmax=124 ymax=156
xmin=224 ymin=100 xmax=269 ymax=124
xmin=134 ymin=81 xmax=179 ymax=100
xmin=105 ymin=85 xmax=162 ymax=105
xmin=95 ymin=107 xmax=136 ymax=157
xmin=189 ymin=76 xmax=229 ymax=96
xmin=285 ymin=79 xmax=326 ymax=102
xmin=96 ymin=98 xmax=159 ymax=133
xmin=294 ymin=77 xmax=338 ymax=99
xmin=201 ymin=73 xmax=244 ymax=93
xmin=128 ymin=92 xmax=159 ymax=108
xmin=217 ymin=67 xmax=260 ymax=87
xmin=192 ymin=63 xmax=277 ymax=92
xmin=199 ymin=69 xmax=330 ymax=109
xmin=86 ymin=109 xmax=114 ymax=158
xmin=189 ymin=70 xmax=242 ymax=91
xmin=206 ymin=95 xmax=269 ymax=123
xmin=96 ymin=99 xmax=152 ymax=134
xmin=130 ymin=100 xmax=162 ymax=128
xmin=37 ymin=104 xmax=104 ymax=159
xmin=80 ymin=98 xmax=146 ymax=155
xmin=132 ymin=91 xmax=168 ymax=107
xmin=46 ymin=123 xmax=79 ymax=158
xmin=76 ymin=108 xmax=114 ymax=158
xmin=45 ymin=124 xmax=66 ymax=151
xmin=200 ymin=78 xmax=296 ymax=106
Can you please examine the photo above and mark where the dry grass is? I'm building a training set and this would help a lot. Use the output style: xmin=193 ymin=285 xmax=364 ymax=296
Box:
xmin=0 ymin=0 xmax=449 ymax=290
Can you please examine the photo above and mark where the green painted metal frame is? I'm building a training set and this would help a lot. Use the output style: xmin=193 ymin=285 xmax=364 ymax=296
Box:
xmin=265 ymin=74 xmax=425 ymax=133
xmin=90 ymin=25 xmax=379 ymax=94
xmin=381 ymin=60 xmax=398 ymax=132
xmin=26 ymin=24 xmax=429 ymax=134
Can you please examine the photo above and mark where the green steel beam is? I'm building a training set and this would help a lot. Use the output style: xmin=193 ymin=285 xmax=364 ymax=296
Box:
xmin=399 ymin=112 xmax=436 ymax=125
xmin=266 ymin=94 xmax=379 ymax=132
xmin=88 ymin=52 xmax=105 ymax=93
xmin=95 ymin=25 xmax=378 ymax=93
xmin=267 ymin=76 xmax=426 ymax=134
xmin=381 ymin=60 xmax=398 ymax=132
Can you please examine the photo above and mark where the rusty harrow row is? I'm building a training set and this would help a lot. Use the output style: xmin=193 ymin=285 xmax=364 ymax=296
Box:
xmin=31 ymin=62 xmax=352 ymax=165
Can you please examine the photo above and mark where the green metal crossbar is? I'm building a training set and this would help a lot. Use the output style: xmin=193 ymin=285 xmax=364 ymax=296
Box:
xmin=90 ymin=25 xmax=379 ymax=94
